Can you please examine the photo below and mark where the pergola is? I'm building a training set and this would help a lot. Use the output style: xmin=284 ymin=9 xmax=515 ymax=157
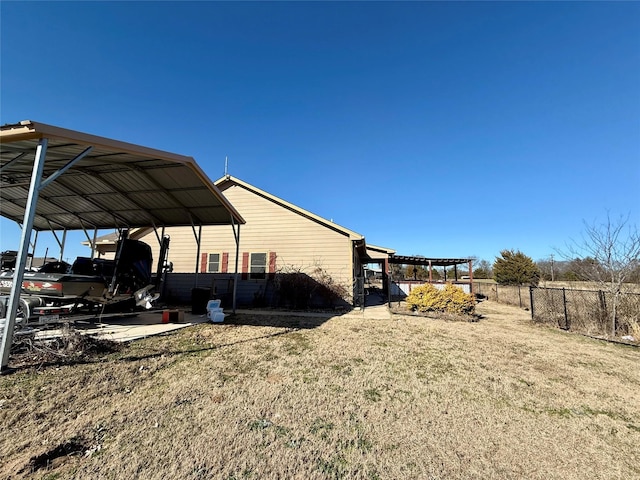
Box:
xmin=0 ymin=120 xmax=245 ymax=371
xmin=388 ymin=255 xmax=474 ymax=284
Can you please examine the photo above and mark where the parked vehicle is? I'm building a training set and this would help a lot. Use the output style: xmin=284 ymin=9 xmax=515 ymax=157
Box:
xmin=0 ymin=250 xmax=33 ymax=270
xmin=0 ymin=233 xmax=170 ymax=324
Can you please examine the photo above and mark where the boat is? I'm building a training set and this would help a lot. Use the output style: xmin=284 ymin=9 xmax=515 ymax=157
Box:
xmin=0 ymin=235 xmax=169 ymax=322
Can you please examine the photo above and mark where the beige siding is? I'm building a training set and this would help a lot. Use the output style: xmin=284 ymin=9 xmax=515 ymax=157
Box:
xmin=139 ymin=184 xmax=354 ymax=289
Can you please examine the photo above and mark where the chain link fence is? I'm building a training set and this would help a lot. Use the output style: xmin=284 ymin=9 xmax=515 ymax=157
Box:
xmin=474 ymin=282 xmax=640 ymax=339
xmin=531 ymin=287 xmax=640 ymax=338
xmin=473 ymin=283 xmax=531 ymax=309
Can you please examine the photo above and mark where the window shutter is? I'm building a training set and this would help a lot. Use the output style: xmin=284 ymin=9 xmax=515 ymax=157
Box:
xmin=200 ymin=253 xmax=208 ymax=273
xmin=241 ymin=252 xmax=249 ymax=280
xmin=268 ymin=252 xmax=277 ymax=279
xmin=221 ymin=252 xmax=229 ymax=273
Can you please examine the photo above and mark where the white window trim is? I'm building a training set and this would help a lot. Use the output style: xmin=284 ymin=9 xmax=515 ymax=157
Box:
xmin=207 ymin=252 xmax=222 ymax=273
xmin=249 ymin=252 xmax=268 ymax=280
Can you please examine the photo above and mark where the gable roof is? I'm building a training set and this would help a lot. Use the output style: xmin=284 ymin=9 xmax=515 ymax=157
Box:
xmin=214 ymin=175 xmax=364 ymax=241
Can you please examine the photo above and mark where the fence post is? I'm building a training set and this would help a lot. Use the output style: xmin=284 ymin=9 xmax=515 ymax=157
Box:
xmin=562 ymin=288 xmax=569 ymax=330
xmin=529 ymin=286 xmax=534 ymax=319
xmin=518 ymin=286 xmax=522 ymax=308
xmin=495 ymin=284 xmax=498 ymax=303
xmin=598 ymin=290 xmax=607 ymax=332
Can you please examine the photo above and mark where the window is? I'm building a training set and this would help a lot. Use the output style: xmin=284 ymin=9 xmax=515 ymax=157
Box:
xmin=250 ymin=253 xmax=267 ymax=279
xmin=208 ymin=253 xmax=220 ymax=273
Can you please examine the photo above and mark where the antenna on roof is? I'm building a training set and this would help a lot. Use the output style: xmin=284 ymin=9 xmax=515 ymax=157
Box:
xmin=224 ymin=156 xmax=228 ymax=177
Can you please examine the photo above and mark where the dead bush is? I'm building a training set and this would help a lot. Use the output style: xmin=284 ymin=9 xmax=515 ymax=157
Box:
xmin=10 ymin=325 xmax=122 ymax=368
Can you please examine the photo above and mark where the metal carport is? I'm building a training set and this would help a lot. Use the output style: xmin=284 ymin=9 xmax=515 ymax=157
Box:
xmin=0 ymin=120 xmax=245 ymax=371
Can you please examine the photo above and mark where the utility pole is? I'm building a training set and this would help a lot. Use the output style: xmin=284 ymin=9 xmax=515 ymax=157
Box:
xmin=550 ymin=254 xmax=555 ymax=282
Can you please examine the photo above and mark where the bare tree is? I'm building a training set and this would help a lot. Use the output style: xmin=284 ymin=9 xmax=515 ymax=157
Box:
xmin=472 ymin=259 xmax=493 ymax=279
xmin=558 ymin=213 xmax=640 ymax=336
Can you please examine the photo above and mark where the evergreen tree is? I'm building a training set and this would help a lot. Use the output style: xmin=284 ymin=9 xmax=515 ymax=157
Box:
xmin=493 ymin=250 xmax=540 ymax=286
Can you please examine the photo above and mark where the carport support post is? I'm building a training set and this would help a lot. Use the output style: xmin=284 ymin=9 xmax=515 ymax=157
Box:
xmin=91 ymin=228 xmax=98 ymax=260
xmin=231 ymin=216 xmax=241 ymax=314
xmin=1 ymin=138 xmax=48 ymax=371
xmin=80 ymin=223 xmax=99 ymax=260
xmin=58 ymin=229 xmax=67 ymax=262
xmin=47 ymin=227 xmax=67 ymax=262
xmin=192 ymin=224 xmax=202 ymax=288
xmin=30 ymin=230 xmax=39 ymax=268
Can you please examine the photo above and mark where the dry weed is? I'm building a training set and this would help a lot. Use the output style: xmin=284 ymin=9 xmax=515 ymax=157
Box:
xmin=9 ymin=326 xmax=123 ymax=370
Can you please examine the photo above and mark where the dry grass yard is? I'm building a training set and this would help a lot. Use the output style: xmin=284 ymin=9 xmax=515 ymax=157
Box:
xmin=1 ymin=301 xmax=639 ymax=480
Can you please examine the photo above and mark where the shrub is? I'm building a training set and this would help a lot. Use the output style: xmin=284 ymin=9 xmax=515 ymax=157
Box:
xmin=274 ymin=268 xmax=316 ymax=309
xmin=406 ymin=283 xmax=475 ymax=315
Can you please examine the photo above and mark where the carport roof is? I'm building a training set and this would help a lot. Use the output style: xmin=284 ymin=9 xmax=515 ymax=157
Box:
xmin=0 ymin=120 xmax=245 ymax=231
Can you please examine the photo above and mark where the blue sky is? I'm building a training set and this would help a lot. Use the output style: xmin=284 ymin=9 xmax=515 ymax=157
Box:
xmin=1 ymin=1 xmax=639 ymax=265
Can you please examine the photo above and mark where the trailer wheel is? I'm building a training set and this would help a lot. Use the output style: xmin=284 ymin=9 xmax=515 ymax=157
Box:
xmin=16 ymin=297 xmax=45 ymax=323
xmin=0 ymin=297 xmax=44 ymax=324
xmin=0 ymin=298 xmax=27 ymax=323
xmin=17 ymin=299 xmax=31 ymax=323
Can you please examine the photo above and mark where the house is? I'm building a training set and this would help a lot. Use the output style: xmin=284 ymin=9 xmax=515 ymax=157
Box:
xmin=93 ymin=175 xmax=395 ymax=309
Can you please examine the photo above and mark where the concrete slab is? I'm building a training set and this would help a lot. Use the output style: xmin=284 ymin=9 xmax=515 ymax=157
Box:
xmin=33 ymin=309 xmax=210 ymax=343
